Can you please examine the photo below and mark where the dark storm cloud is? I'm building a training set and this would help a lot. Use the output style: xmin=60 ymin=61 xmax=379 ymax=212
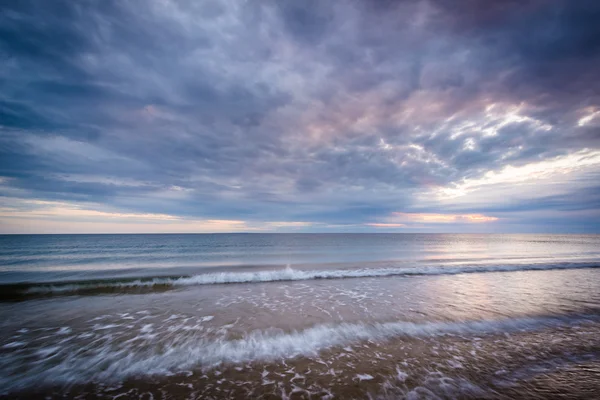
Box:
xmin=0 ymin=0 xmax=599 ymax=231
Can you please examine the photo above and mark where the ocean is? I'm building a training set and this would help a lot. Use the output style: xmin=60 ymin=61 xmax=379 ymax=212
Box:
xmin=0 ymin=233 xmax=599 ymax=399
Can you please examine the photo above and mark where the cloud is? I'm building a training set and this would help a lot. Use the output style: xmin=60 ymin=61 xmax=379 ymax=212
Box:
xmin=578 ymin=108 xmax=600 ymax=127
xmin=0 ymin=0 xmax=599 ymax=232
xmin=437 ymin=149 xmax=600 ymax=199
xmin=365 ymin=223 xmax=406 ymax=228
xmin=373 ymin=212 xmax=498 ymax=226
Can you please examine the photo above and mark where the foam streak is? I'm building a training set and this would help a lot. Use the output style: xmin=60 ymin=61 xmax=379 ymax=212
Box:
xmin=0 ymin=314 xmax=596 ymax=391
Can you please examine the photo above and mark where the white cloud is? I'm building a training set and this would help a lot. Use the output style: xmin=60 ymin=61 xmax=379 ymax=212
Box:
xmin=437 ymin=149 xmax=600 ymax=199
xmin=577 ymin=108 xmax=600 ymax=127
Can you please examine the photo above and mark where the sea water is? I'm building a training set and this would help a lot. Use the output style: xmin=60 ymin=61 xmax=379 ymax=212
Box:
xmin=0 ymin=233 xmax=599 ymax=398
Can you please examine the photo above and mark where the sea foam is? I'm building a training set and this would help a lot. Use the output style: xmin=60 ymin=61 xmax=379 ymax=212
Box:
xmin=0 ymin=314 xmax=595 ymax=391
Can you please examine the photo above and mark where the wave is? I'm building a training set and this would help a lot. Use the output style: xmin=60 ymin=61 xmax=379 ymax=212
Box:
xmin=1 ymin=313 xmax=597 ymax=391
xmin=18 ymin=261 xmax=600 ymax=295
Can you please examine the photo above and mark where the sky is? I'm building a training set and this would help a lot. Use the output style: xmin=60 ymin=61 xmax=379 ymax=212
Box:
xmin=0 ymin=0 xmax=599 ymax=234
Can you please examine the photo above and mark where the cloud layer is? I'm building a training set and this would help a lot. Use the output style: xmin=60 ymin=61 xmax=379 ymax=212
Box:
xmin=1 ymin=0 xmax=599 ymax=233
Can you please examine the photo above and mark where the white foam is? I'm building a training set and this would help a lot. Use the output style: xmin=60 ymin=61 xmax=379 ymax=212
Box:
xmin=23 ymin=262 xmax=600 ymax=294
xmin=405 ymin=371 xmax=486 ymax=400
xmin=396 ymin=368 xmax=408 ymax=382
xmin=0 ymin=314 xmax=594 ymax=391
xmin=56 ymin=327 xmax=72 ymax=335
xmin=356 ymin=374 xmax=374 ymax=381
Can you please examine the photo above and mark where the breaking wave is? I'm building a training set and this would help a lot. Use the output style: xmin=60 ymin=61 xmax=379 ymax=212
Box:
xmin=20 ymin=261 xmax=600 ymax=295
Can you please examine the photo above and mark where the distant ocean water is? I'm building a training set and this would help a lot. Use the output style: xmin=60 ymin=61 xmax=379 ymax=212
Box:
xmin=1 ymin=233 xmax=599 ymax=398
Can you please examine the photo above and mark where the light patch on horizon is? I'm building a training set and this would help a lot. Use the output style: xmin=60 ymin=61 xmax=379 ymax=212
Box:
xmin=391 ymin=212 xmax=499 ymax=224
xmin=261 ymin=221 xmax=313 ymax=228
xmin=0 ymin=200 xmax=314 ymax=234
xmin=365 ymin=223 xmax=407 ymax=228
xmin=367 ymin=212 xmax=499 ymax=228
xmin=0 ymin=200 xmax=182 ymax=221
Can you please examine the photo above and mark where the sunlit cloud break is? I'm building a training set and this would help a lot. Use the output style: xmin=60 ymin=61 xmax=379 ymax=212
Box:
xmin=437 ymin=150 xmax=600 ymax=199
